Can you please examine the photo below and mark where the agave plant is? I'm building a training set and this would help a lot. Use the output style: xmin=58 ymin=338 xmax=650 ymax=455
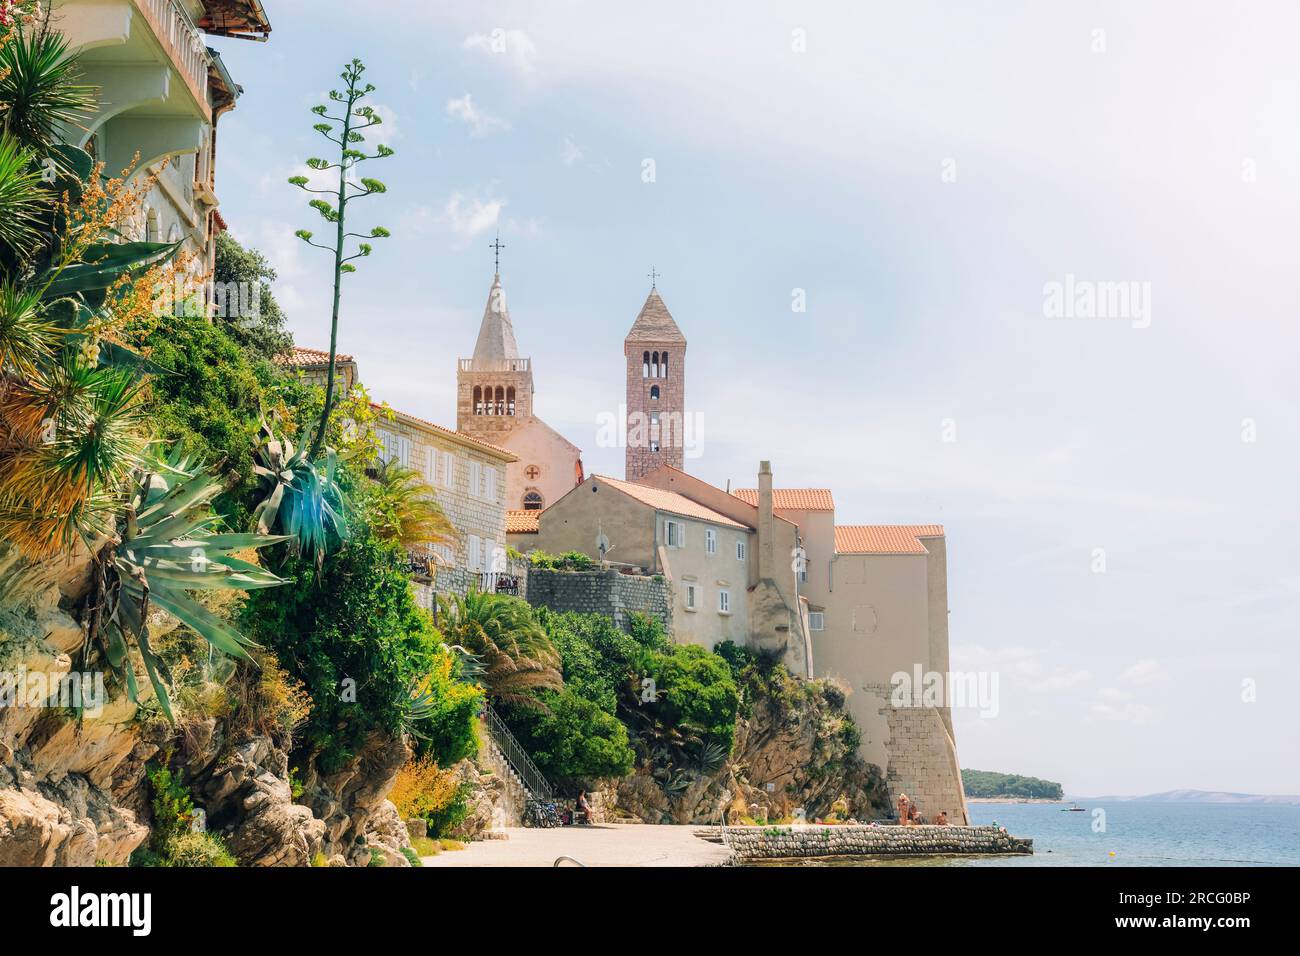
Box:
xmin=250 ymin=418 xmax=349 ymax=563
xmin=85 ymin=448 xmax=291 ymax=722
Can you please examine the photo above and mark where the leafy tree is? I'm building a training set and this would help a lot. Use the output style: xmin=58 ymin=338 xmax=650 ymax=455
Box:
xmin=368 ymin=459 xmax=455 ymax=550
xmin=211 ymin=231 xmax=292 ymax=362
xmin=289 ymin=57 xmax=393 ymax=458
xmin=243 ymin=521 xmax=443 ymax=772
xmin=502 ymin=690 xmax=635 ymax=780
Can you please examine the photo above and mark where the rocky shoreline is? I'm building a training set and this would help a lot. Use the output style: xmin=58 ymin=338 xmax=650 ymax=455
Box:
xmin=712 ymin=824 xmax=1034 ymax=861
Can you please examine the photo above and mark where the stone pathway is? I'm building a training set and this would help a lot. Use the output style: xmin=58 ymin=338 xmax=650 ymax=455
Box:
xmin=420 ymin=824 xmax=732 ymax=867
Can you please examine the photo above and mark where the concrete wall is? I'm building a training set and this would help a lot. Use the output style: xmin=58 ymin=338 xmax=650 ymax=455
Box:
xmin=525 ymin=568 xmax=672 ymax=631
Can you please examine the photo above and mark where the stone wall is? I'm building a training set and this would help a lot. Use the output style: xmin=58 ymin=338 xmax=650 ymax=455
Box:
xmin=431 ymin=555 xmax=530 ymax=604
xmin=525 ymin=568 xmax=672 ymax=631
xmin=724 ymin=824 xmax=1031 ymax=861
xmin=864 ymin=681 xmax=969 ymax=826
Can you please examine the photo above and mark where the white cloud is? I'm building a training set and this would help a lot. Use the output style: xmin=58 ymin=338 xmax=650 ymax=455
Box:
xmin=1089 ymin=687 xmax=1156 ymax=724
xmin=445 ymin=94 xmax=510 ymax=137
xmin=561 ymin=136 xmax=584 ymax=166
xmin=462 ymin=28 xmax=537 ymax=73
xmin=437 ymin=191 xmax=504 ymax=244
xmin=1120 ymin=659 xmax=1167 ymax=685
xmin=366 ymin=103 xmax=400 ymax=142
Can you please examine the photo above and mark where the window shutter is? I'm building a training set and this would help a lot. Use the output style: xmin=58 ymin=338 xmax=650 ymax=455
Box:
xmin=398 ymin=437 xmax=411 ymax=466
xmin=468 ymin=535 xmax=481 ymax=571
xmin=485 ymin=465 xmax=496 ymax=502
xmin=443 ymin=452 xmax=455 ymax=489
xmin=470 ymin=461 xmax=482 ymax=499
xmin=425 ymin=450 xmax=437 ymax=483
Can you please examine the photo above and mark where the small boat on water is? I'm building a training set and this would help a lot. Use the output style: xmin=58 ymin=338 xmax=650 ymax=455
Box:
xmin=1061 ymin=802 xmax=1087 ymax=812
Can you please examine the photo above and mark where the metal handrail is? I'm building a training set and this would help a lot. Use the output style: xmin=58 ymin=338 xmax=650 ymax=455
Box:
xmin=483 ymin=702 xmax=554 ymax=802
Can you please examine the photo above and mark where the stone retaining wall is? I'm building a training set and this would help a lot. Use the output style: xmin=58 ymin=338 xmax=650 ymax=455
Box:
xmin=723 ymin=824 xmax=1032 ymax=861
xmin=525 ymin=568 xmax=672 ymax=631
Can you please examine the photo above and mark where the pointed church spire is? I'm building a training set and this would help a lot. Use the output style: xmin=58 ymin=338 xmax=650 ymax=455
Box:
xmin=626 ymin=287 xmax=686 ymax=343
xmin=471 ymin=271 xmax=520 ymax=367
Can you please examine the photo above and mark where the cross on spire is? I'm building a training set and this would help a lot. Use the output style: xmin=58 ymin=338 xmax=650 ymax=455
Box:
xmin=648 ymin=266 xmax=660 ymax=289
xmin=490 ymin=234 xmax=505 ymax=276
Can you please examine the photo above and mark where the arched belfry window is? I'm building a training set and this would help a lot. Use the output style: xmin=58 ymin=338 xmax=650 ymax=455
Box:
xmin=642 ymin=351 xmax=650 ymax=378
xmin=650 ymin=385 xmax=660 ymax=400
xmin=652 ymin=352 xmax=660 ymax=378
xmin=661 ymin=352 xmax=668 ymax=377
xmin=522 ymin=490 xmax=544 ymax=511
xmin=473 ymin=385 xmax=483 ymax=415
xmin=506 ymin=386 xmax=516 ymax=416
xmin=494 ymin=386 xmax=505 ymax=415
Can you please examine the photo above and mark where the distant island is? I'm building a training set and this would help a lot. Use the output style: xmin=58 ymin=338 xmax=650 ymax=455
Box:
xmin=1082 ymin=789 xmax=1300 ymax=806
xmin=962 ymin=769 xmax=1063 ymax=801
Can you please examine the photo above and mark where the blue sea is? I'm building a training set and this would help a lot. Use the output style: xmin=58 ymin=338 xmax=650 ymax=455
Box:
xmin=954 ymin=801 xmax=1300 ymax=867
xmin=777 ymin=802 xmax=1300 ymax=866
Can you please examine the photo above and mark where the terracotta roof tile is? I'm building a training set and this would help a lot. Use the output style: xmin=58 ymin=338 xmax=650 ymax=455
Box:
xmin=595 ymin=475 xmax=750 ymax=529
xmin=506 ymin=510 xmax=540 ymax=534
xmin=275 ymin=345 xmax=354 ymax=368
xmin=834 ymin=525 xmax=944 ymax=555
xmin=370 ymin=402 xmax=517 ymax=461
xmin=732 ymin=488 xmax=835 ymax=511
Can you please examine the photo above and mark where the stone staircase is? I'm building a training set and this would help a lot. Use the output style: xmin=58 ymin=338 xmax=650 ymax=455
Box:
xmin=479 ymin=703 xmax=554 ymax=828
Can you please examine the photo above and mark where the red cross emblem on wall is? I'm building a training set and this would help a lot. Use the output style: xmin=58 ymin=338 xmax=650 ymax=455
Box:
xmin=524 ymin=465 xmax=541 ymax=480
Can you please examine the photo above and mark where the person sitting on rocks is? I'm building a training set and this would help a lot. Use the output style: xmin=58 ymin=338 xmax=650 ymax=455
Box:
xmin=909 ymin=805 xmax=924 ymax=825
xmin=575 ymin=789 xmax=593 ymax=825
xmin=897 ymin=793 xmax=911 ymax=824
xmin=935 ymin=811 xmax=949 ymax=826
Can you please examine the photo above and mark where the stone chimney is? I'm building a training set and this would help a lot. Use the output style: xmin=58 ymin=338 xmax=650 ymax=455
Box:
xmin=758 ymin=460 xmax=775 ymax=579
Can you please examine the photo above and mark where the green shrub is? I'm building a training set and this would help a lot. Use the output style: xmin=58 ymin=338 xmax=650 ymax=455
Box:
xmin=642 ymin=643 xmax=739 ymax=754
xmin=424 ymin=779 xmax=474 ymax=838
xmin=400 ymin=846 xmax=423 ymax=867
xmin=503 ymin=690 xmax=635 ymax=779
xmin=167 ymin=831 xmax=237 ymax=867
xmin=368 ymin=848 xmax=386 ymax=867
xmin=242 ymin=521 xmax=446 ymax=773
xmin=529 ymin=550 xmax=596 ymax=571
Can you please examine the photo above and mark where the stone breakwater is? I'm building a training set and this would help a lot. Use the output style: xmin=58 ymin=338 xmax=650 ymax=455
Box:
xmin=718 ymin=824 xmax=1033 ymax=861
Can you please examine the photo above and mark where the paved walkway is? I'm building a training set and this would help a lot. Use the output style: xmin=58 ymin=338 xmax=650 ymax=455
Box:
xmin=421 ymin=825 xmax=731 ymax=867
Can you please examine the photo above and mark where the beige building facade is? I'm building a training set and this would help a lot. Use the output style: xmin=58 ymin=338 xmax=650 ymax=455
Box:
xmin=372 ymin=406 xmax=516 ymax=606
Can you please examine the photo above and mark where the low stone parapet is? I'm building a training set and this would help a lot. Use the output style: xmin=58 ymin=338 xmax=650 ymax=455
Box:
xmin=721 ymin=824 xmax=1032 ymax=860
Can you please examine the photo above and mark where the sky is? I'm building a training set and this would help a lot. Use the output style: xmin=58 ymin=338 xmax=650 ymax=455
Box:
xmin=204 ymin=1 xmax=1300 ymax=796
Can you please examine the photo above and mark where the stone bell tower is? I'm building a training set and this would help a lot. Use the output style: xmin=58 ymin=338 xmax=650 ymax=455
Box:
xmin=624 ymin=276 xmax=686 ymax=480
xmin=457 ymin=268 xmax=534 ymax=440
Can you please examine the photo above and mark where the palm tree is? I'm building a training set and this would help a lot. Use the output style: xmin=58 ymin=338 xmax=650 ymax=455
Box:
xmin=0 ymin=27 xmax=96 ymax=154
xmin=371 ymin=458 xmax=455 ymax=550
xmin=437 ymin=590 xmax=563 ymax=709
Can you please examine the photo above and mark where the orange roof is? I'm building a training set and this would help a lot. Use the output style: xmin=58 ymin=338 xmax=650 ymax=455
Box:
xmin=275 ymin=345 xmax=354 ymax=368
xmin=594 ymin=475 xmax=750 ymax=530
xmin=834 ymin=525 xmax=944 ymax=555
xmin=370 ymin=403 xmax=517 ymax=461
xmin=506 ymin=510 xmax=540 ymax=534
xmin=732 ymin=488 xmax=835 ymax=511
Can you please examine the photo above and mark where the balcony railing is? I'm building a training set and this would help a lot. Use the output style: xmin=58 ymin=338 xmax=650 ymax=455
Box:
xmin=458 ymin=358 xmax=530 ymax=373
xmin=478 ymin=571 xmax=521 ymax=595
xmin=136 ymin=0 xmax=210 ymax=114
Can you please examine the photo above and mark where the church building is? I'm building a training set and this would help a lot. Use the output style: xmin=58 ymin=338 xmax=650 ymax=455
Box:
xmin=456 ymin=262 xmax=584 ymax=512
xmin=624 ymin=282 xmax=687 ymax=480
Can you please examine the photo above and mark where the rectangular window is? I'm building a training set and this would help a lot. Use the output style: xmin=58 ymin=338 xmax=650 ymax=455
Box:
xmin=736 ymin=540 xmax=748 ymax=561
xmin=718 ymin=589 xmax=730 ymax=614
xmin=377 ymin=430 xmax=397 ymax=464
xmin=398 ymin=436 xmax=411 ymax=467
xmin=469 ymin=461 xmax=482 ymax=499
xmin=706 ymin=529 xmax=716 ymax=554
xmin=685 ymin=584 xmax=697 ymax=611
xmin=442 ymin=451 xmax=455 ymax=489
xmin=664 ymin=519 xmax=683 ymax=548
xmin=799 ymin=567 xmax=808 ymax=583
xmin=468 ymin=534 xmax=481 ymax=571
xmin=424 ymin=449 xmax=437 ymax=483
xmin=809 ymin=611 xmax=825 ymax=631
xmin=485 ymin=465 xmax=497 ymax=502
